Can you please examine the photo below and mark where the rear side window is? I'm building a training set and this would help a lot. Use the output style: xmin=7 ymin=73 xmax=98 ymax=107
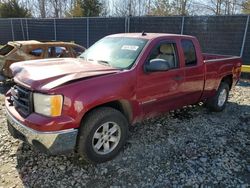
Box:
xmin=181 ymin=40 xmax=197 ymax=66
xmin=0 ymin=45 xmax=14 ymax=56
xmin=29 ymin=48 xmax=43 ymax=57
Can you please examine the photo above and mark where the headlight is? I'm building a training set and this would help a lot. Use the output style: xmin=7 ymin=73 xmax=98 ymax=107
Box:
xmin=33 ymin=93 xmax=63 ymax=117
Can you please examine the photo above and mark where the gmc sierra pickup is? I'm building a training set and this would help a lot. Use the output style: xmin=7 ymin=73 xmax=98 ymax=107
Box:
xmin=5 ymin=33 xmax=242 ymax=163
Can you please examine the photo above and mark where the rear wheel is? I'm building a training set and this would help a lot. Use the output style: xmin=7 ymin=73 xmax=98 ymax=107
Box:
xmin=206 ymin=82 xmax=229 ymax=112
xmin=77 ymin=107 xmax=128 ymax=163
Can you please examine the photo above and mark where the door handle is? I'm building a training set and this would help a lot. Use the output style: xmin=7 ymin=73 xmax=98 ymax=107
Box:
xmin=173 ymin=75 xmax=183 ymax=81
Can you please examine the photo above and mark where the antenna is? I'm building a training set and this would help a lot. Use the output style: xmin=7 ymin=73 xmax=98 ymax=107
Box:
xmin=142 ymin=31 xmax=146 ymax=36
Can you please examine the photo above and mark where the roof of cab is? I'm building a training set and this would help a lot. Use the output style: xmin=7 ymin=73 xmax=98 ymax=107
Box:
xmin=107 ymin=33 xmax=195 ymax=40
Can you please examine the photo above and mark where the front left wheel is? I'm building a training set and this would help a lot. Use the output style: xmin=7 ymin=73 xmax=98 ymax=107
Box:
xmin=77 ymin=107 xmax=128 ymax=163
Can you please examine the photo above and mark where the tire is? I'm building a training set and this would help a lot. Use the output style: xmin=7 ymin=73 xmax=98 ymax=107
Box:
xmin=206 ymin=82 xmax=229 ymax=112
xmin=77 ymin=107 xmax=128 ymax=163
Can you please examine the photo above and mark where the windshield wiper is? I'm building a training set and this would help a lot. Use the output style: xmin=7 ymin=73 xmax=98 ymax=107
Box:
xmin=97 ymin=60 xmax=111 ymax=67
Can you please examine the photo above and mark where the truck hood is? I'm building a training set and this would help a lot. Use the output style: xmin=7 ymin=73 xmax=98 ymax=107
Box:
xmin=10 ymin=58 xmax=119 ymax=91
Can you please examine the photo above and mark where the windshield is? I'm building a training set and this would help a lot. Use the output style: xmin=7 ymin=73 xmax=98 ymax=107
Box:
xmin=79 ymin=37 xmax=148 ymax=69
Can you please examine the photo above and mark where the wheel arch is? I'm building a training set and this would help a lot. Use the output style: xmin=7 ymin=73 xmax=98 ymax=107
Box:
xmin=221 ymin=74 xmax=233 ymax=90
xmin=81 ymin=99 xmax=133 ymax=125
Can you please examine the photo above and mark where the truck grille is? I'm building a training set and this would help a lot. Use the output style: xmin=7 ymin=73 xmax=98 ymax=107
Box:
xmin=10 ymin=85 xmax=32 ymax=117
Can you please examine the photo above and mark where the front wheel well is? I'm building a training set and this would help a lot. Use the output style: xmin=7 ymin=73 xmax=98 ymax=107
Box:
xmin=221 ymin=75 xmax=233 ymax=90
xmin=82 ymin=100 xmax=133 ymax=124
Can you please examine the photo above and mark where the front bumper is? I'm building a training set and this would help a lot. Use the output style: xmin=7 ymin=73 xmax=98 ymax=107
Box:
xmin=6 ymin=109 xmax=78 ymax=154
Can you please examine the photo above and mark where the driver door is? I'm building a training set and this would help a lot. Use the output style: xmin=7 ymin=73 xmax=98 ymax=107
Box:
xmin=136 ymin=40 xmax=185 ymax=118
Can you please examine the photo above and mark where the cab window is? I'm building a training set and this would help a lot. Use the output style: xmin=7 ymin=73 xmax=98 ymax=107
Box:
xmin=181 ymin=40 xmax=197 ymax=66
xmin=148 ymin=42 xmax=178 ymax=69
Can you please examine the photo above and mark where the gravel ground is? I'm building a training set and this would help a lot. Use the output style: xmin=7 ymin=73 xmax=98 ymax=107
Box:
xmin=0 ymin=81 xmax=249 ymax=188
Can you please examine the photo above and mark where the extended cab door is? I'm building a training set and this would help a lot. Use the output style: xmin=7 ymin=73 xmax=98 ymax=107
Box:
xmin=136 ymin=39 xmax=185 ymax=117
xmin=180 ymin=39 xmax=205 ymax=105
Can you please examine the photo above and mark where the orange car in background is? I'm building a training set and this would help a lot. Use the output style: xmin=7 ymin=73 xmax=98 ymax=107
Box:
xmin=0 ymin=40 xmax=85 ymax=80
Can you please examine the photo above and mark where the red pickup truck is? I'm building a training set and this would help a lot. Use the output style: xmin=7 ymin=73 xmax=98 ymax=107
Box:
xmin=5 ymin=33 xmax=242 ymax=163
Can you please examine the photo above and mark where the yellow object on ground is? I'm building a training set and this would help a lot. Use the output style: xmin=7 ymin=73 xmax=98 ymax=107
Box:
xmin=241 ymin=65 xmax=250 ymax=73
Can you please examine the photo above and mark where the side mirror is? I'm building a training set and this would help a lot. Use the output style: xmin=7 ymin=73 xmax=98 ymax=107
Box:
xmin=144 ymin=59 xmax=170 ymax=72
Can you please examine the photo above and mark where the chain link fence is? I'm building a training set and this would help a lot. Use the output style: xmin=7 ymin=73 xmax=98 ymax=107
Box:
xmin=0 ymin=15 xmax=249 ymax=65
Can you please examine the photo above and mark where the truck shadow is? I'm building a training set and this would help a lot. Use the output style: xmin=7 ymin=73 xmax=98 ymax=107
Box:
xmin=13 ymin=101 xmax=250 ymax=187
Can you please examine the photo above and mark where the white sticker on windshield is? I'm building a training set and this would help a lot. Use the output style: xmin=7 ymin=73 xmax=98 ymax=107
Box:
xmin=121 ymin=45 xmax=139 ymax=51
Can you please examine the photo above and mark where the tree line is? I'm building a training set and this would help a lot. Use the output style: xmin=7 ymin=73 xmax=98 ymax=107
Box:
xmin=0 ymin=0 xmax=249 ymax=18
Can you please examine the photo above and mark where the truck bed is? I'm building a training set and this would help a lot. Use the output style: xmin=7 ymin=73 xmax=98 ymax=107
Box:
xmin=202 ymin=53 xmax=240 ymax=62
xmin=201 ymin=53 xmax=242 ymax=101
